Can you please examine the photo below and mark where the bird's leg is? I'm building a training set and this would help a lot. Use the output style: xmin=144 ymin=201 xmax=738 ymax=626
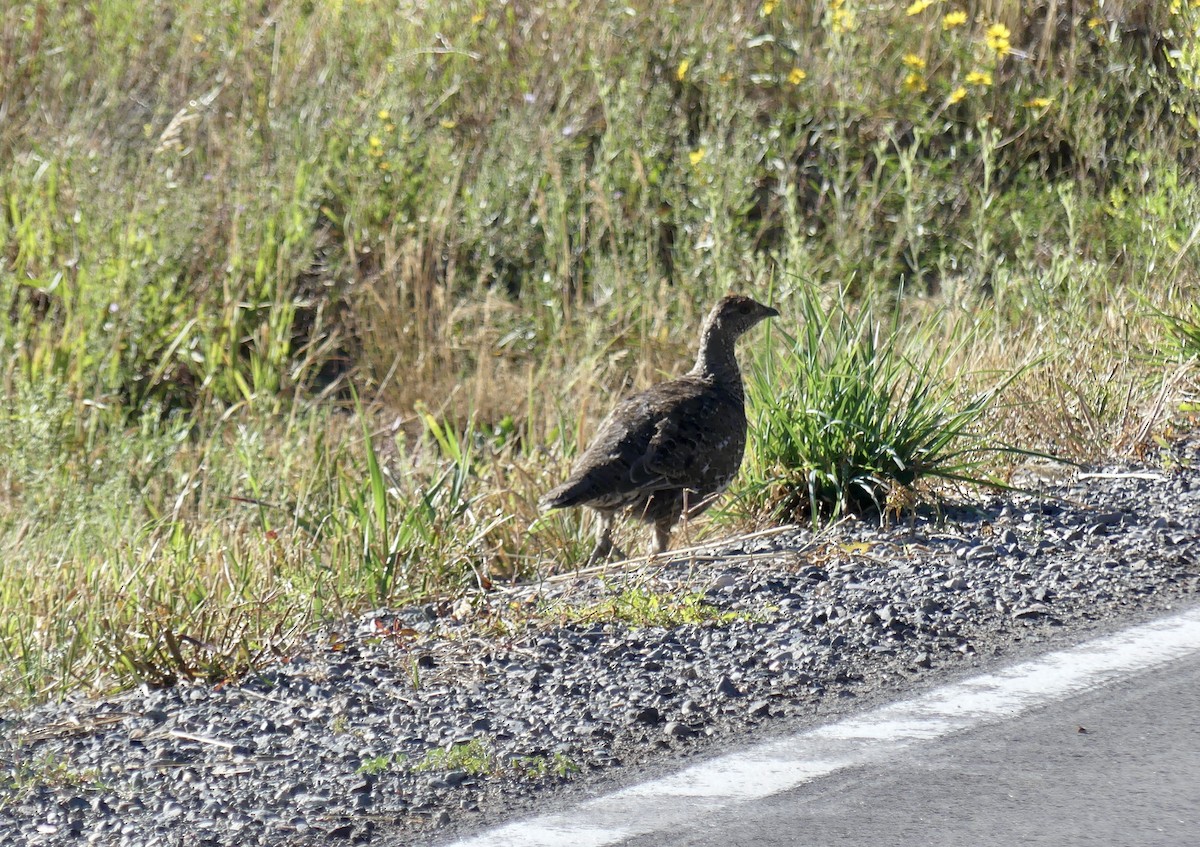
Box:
xmin=650 ymin=519 xmax=672 ymax=557
xmin=588 ymin=511 xmax=626 ymax=564
xmin=650 ymin=498 xmax=681 ymax=557
xmin=657 ymin=488 xmax=705 ymax=557
xmin=587 ymin=517 xmax=612 ymax=564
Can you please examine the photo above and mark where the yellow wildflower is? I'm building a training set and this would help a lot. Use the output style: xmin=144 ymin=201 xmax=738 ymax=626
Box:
xmin=942 ymin=10 xmax=967 ymax=29
xmin=377 ymin=109 xmax=390 ymax=121
xmin=192 ymin=33 xmax=206 ymax=44
xmin=831 ymin=5 xmax=857 ymax=33
xmin=902 ymin=53 xmax=927 ymax=70
xmin=763 ymin=0 xmax=778 ymax=15
xmin=368 ymin=135 xmax=382 ymax=147
xmin=1024 ymin=97 xmax=1053 ymax=108
xmin=903 ymin=72 xmax=928 ymax=93
xmin=906 ymin=0 xmax=936 ymax=15
xmin=677 ymin=59 xmax=690 ymax=82
xmin=1086 ymin=16 xmax=1105 ymax=28
xmin=788 ymin=68 xmax=807 ymax=85
xmin=965 ymin=70 xmax=992 ymax=86
xmin=689 ymin=148 xmax=706 ymax=166
xmin=439 ymin=119 xmax=457 ymax=129
xmin=947 ymin=86 xmax=967 ymax=104
xmin=471 ymin=12 xmax=485 ymax=24
xmin=985 ymin=23 xmax=1011 ymax=55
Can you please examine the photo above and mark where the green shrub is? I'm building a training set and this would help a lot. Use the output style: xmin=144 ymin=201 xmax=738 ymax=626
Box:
xmin=741 ymin=285 xmax=1020 ymax=523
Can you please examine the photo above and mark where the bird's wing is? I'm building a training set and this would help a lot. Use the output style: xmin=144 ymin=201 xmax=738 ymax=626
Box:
xmin=544 ymin=378 xmax=742 ymax=510
xmin=584 ymin=393 xmax=680 ymax=494
xmin=635 ymin=386 xmax=739 ymax=490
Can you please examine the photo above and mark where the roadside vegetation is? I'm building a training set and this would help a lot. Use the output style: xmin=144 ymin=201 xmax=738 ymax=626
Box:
xmin=554 ymin=584 xmax=745 ymax=628
xmin=1 ymin=0 xmax=1198 ymax=708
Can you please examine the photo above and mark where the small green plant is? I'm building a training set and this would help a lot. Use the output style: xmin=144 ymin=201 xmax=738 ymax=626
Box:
xmin=414 ymin=739 xmax=495 ymax=776
xmin=357 ymin=754 xmax=395 ymax=775
xmin=741 ymin=285 xmax=1024 ymax=524
xmin=0 ymin=751 xmax=103 ymax=807
xmin=1154 ymin=301 xmax=1200 ymax=359
xmin=409 ymin=743 xmax=580 ymax=783
xmin=516 ymin=752 xmax=582 ymax=781
xmin=558 ymin=585 xmax=741 ymax=628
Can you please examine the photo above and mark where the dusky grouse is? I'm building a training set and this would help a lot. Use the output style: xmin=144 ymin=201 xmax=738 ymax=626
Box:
xmin=541 ymin=294 xmax=779 ymax=562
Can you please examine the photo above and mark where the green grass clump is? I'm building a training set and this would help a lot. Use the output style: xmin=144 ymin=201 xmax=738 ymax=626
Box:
xmin=558 ymin=586 xmax=742 ymax=628
xmin=741 ymin=286 xmax=1021 ymax=524
xmin=0 ymin=752 xmax=104 ymax=809
xmin=406 ymin=742 xmax=581 ymax=783
xmin=414 ymin=739 xmax=495 ymax=777
xmin=515 ymin=752 xmax=582 ymax=781
xmin=1155 ymin=300 xmax=1200 ymax=360
xmin=357 ymin=754 xmax=398 ymax=776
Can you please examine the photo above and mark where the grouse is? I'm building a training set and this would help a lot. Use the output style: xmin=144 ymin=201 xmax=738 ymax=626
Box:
xmin=541 ymin=294 xmax=779 ymax=562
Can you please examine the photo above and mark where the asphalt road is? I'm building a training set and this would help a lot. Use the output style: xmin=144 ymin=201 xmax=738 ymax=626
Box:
xmin=624 ymin=638 xmax=1200 ymax=847
xmin=442 ymin=606 xmax=1200 ymax=847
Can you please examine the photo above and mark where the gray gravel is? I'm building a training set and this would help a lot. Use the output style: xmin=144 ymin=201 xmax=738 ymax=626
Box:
xmin=3 ymin=435 xmax=1199 ymax=846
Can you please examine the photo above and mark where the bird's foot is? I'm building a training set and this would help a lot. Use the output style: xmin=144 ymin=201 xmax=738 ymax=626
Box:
xmin=586 ymin=541 xmax=628 ymax=565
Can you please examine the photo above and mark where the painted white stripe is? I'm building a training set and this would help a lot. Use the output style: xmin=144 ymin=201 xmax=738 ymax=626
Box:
xmin=442 ymin=605 xmax=1200 ymax=847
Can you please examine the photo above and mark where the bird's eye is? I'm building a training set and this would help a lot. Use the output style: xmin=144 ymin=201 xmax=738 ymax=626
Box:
xmin=738 ymin=302 xmax=752 ymax=314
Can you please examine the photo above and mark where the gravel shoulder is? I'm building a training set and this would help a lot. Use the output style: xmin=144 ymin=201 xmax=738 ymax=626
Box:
xmin=3 ymin=435 xmax=1199 ymax=847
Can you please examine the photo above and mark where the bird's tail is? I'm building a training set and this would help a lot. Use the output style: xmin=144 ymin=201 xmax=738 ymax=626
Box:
xmin=539 ymin=478 xmax=591 ymax=511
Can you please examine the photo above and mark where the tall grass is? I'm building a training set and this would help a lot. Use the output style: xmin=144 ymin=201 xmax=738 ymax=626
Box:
xmin=1 ymin=0 xmax=1198 ymax=706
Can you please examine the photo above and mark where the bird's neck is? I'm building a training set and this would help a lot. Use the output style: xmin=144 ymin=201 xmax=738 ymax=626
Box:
xmin=691 ymin=329 xmax=741 ymax=385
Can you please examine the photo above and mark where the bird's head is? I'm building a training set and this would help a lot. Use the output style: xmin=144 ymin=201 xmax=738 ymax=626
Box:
xmin=705 ymin=294 xmax=780 ymax=339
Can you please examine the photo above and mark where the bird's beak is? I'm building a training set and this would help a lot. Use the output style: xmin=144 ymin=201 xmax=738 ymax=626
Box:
xmin=763 ymin=304 xmax=780 ymax=319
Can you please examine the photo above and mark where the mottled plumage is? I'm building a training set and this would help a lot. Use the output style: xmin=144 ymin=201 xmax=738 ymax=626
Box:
xmin=542 ymin=294 xmax=779 ymax=561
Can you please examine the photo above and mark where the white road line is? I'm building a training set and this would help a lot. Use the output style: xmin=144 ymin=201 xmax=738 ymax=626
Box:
xmin=441 ymin=605 xmax=1200 ymax=847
